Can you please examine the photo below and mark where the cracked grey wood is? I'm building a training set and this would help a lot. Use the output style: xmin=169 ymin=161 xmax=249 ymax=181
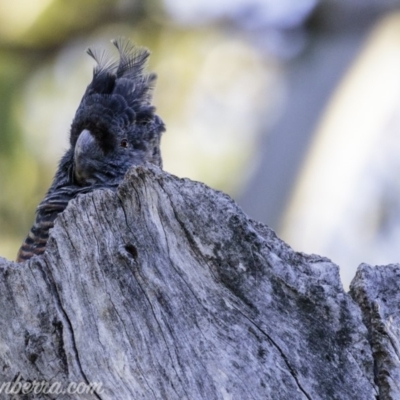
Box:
xmin=351 ymin=264 xmax=400 ymax=400
xmin=0 ymin=166 xmax=380 ymax=399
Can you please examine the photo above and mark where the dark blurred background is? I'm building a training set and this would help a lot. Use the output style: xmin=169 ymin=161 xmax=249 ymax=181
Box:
xmin=1 ymin=0 xmax=400 ymax=287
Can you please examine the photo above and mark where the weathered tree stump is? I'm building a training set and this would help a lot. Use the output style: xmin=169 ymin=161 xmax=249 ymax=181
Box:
xmin=0 ymin=165 xmax=396 ymax=399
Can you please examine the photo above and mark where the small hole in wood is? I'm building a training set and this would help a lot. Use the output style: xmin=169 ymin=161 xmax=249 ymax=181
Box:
xmin=125 ymin=243 xmax=138 ymax=260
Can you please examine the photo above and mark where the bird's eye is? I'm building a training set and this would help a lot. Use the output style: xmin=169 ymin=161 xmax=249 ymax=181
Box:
xmin=120 ymin=139 xmax=129 ymax=148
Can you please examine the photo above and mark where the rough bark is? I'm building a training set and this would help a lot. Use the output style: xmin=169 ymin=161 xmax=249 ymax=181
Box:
xmin=0 ymin=165 xmax=390 ymax=399
xmin=351 ymin=264 xmax=400 ymax=400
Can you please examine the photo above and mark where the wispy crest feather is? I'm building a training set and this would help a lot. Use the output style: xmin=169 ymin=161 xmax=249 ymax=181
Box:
xmin=86 ymin=47 xmax=117 ymax=76
xmin=112 ymin=38 xmax=151 ymax=80
xmin=86 ymin=38 xmax=151 ymax=79
xmin=85 ymin=38 xmax=156 ymax=108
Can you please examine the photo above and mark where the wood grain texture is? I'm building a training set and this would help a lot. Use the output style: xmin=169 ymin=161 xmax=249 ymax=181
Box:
xmin=351 ymin=264 xmax=400 ymax=400
xmin=0 ymin=166 xmax=380 ymax=399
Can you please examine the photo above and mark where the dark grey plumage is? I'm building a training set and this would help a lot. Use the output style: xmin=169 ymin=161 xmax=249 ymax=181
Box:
xmin=17 ymin=39 xmax=165 ymax=262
